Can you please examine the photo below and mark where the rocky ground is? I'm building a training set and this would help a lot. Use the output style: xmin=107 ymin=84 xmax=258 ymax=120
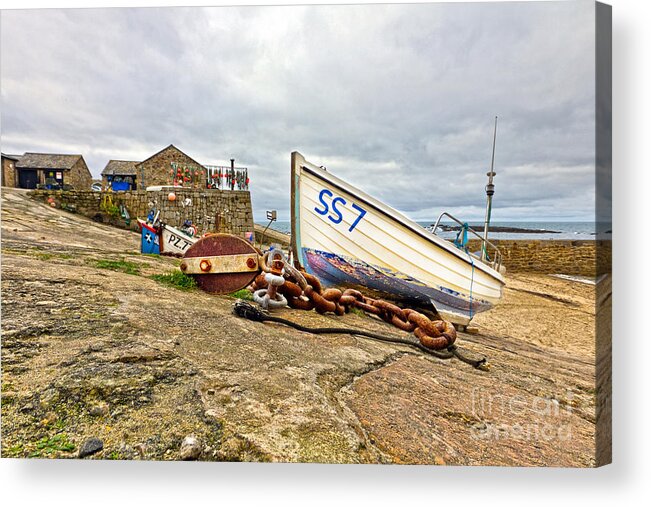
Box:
xmin=1 ymin=188 xmax=602 ymax=465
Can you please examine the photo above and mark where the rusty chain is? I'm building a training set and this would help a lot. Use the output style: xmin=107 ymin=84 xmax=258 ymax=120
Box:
xmin=251 ymin=249 xmax=457 ymax=352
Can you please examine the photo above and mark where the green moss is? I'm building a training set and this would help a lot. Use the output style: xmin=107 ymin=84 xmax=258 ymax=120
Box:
xmin=1 ymin=395 xmax=15 ymax=407
xmin=27 ymin=433 xmax=76 ymax=458
xmin=94 ymin=259 xmax=141 ymax=276
xmin=100 ymin=202 xmax=120 ymax=217
xmin=149 ymin=271 xmax=197 ymax=291
xmin=348 ymin=306 xmax=367 ymax=318
xmin=228 ymin=289 xmax=253 ymax=301
xmin=4 ymin=443 xmax=25 ymax=457
xmin=2 ymin=248 xmax=74 ymax=262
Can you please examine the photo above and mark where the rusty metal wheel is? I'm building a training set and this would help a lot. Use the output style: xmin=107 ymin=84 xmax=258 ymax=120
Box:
xmin=181 ymin=234 xmax=261 ymax=294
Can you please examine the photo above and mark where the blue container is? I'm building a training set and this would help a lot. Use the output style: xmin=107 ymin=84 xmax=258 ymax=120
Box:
xmin=111 ymin=181 xmax=130 ymax=191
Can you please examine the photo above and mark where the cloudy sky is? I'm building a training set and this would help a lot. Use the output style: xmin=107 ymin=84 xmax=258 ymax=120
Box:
xmin=1 ymin=1 xmax=596 ymax=222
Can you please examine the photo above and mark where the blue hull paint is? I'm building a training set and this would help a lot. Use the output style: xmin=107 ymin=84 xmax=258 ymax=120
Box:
xmin=140 ymin=223 xmax=160 ymax=255
xmin=303 ymin=248 xmax=491 ymax=319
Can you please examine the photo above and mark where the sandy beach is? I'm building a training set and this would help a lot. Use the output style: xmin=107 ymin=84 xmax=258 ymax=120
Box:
xmin=472 ymin=272 xmax=597 ymax=358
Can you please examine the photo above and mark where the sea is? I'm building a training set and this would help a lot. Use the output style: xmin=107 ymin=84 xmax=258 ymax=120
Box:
xmin=256 ymin=221 xmax=607 ymax=241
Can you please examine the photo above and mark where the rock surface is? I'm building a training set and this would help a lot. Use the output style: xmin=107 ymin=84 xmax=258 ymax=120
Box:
xmin=1 ymin=188 xmax=602 ymax=465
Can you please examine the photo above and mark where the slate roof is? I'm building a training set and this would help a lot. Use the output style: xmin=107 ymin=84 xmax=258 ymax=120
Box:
xmin=1 ymin=153 xmax=21 ymax=161
xmin=135 ymin=144 xmax=207 ymax=170
xmin=15 ymin=153 xmax=82 ymax=170
xmin=101 ymin=160 xmax=139 ymax=176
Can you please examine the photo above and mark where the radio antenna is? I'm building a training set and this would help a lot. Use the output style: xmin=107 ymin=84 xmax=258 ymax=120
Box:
xmin=482 ymin=116 xmax=498 ymax=262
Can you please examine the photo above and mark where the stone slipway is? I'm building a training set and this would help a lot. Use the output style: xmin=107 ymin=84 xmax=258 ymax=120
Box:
xmin=1 ymin=189 xmax=598 ymax=465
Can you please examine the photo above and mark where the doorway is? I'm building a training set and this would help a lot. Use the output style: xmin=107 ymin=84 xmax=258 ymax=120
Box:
xmin=18 ymin=169 xmax=38 ymax=189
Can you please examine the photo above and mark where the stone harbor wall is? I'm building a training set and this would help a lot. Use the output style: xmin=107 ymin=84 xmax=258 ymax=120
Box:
xmin=254 ymin=223 xmax=291 ymax=247
xmin=21 ymin=189 xmax=611 ymax=277
xmin=27 ymin=189 xmax=254 ymax=237
xmin=465 ymin=239 xmax=610 ymax=277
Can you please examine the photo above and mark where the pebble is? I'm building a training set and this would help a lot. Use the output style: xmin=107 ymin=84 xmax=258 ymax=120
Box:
xmin=179 ymin=435 xmax=202 ymax=460
xmin=89 ymin=402 xmax=109 ymax=417
xmin=78 ymin=437 xmax=104 ymax=458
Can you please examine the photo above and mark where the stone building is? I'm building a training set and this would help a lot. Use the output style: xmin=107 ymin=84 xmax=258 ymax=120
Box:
xmin=135 ymin=144 xmax=207 ymax=189
xmin=101 ymin=160 xmax=139 ymax=191
xmin=1 ymin=153 xmax=20 ymax=187
xmin=13 ymin=153 xmax=92 ymax=190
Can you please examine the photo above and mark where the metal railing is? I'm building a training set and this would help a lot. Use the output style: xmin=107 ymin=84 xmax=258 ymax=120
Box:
xmin=431 ymin=212 xmax=502 ymax=271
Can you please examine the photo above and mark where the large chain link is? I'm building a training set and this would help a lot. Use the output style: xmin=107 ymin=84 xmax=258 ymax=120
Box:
xmin=251 ymin=250 xmax=456 ymax=351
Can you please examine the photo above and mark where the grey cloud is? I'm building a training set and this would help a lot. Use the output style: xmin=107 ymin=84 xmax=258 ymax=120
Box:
xmin=1 ymin=2 xmax=597 ymax=222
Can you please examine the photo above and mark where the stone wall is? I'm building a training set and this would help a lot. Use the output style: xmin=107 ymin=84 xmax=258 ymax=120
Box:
xmin=465 ymin=239 xmax=611 ymax=277
xmin=28 ymin=188 xmax=254 ymax=237
xmin=254 ymin=223 xmax=291 ymax=247
xmin=136 ymin=145 xmax=206 ymax=190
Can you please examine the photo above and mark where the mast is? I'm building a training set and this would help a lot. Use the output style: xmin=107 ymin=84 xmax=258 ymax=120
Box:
xmin=482 ymin=116 xmax=498 ymax=262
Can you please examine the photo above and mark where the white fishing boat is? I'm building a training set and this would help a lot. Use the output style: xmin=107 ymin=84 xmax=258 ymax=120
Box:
xmin=290 ymin=151 xmax=506 ymax=325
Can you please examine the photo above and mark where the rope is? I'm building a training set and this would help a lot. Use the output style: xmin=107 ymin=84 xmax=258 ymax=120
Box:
xmin=244 ymin=248 xmax=489 ymax=368
xmin=454 ymin=222 xmax=469 ymax=250
xmin=232 ymin=300 xmax=488 ymax=369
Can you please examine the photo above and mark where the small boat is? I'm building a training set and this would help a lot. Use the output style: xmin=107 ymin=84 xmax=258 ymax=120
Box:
xmin=138 ymin=219 xmax=161 ymax=255
xmin=159 ymin=223 xmax=197 ymax=256
xmin=137 ymin=216 xmax=197 ymax=257
xmin=289 ymin=151 xmax=506 ymax=325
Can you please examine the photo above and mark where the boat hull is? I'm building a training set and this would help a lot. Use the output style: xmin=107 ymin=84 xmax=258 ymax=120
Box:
xmin=137 ymin=220 xmax=197 ymax=257
xmin=138 ymin=219 xmax=160 ymax=255
xmin=160 ymin=224 xmax=197 ymax=257
xmin=290 ymin=152 xmax=505 ymax=325
xmin=302 ymin=248 xmax=493 ymax=319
